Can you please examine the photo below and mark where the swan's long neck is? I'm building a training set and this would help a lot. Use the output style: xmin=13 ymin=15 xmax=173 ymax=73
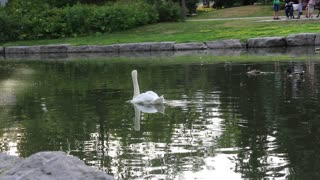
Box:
xmin=132 ymin=70 xmax=140 ymax=98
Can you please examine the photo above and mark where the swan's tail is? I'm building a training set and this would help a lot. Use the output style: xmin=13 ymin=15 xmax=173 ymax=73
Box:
xmin=152 ymin=95 xmax=165 ymax=104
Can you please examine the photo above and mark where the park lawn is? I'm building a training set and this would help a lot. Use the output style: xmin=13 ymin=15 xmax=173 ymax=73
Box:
xmin=191 ymin=5 xmax=274 ymax=19
xmin=2 ymin=5 xmax=319 ymax=47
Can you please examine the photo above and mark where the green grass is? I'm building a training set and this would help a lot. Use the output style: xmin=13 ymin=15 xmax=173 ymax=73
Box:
xmin=2 ymin=5 xmax=319 ymax=47
xmin=191 ymin=5 xmax=274 ymax=19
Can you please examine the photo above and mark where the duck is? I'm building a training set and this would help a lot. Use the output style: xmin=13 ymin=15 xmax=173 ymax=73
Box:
xmin=286 ymin=68 xmax=304 ymax=76
xmin=246 ymin=69 xmax=262 ymax=76
xmin=130 ymin=70 xmax=164 ymax=105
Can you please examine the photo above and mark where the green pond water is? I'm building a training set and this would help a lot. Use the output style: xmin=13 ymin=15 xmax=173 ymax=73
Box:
xmin=1 ymin=54 xmax=320 ymax=179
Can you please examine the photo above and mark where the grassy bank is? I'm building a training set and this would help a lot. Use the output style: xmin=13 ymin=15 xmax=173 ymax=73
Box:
xmin=2 ymin=5 xmax=319 ymax=47
xmin=191 ymin=5 xmax=274 ymax=19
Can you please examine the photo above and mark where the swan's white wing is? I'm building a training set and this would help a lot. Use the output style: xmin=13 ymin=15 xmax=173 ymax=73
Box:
xmin=151 ymin=95 xmax=164 ymax=104
xmin=131 ymin=91 xmax=164 ymax=104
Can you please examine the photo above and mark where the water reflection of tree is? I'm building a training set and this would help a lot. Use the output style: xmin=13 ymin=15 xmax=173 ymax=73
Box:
xmin=276 ymin=61 xmax=320 ymax=179
xmin=218 ymin=60 xmax=320 ymax=179
xmin=0 ymin=63 xmax=34 ymax=156
xmin=3 ymin=60 xmax=320 ymax=179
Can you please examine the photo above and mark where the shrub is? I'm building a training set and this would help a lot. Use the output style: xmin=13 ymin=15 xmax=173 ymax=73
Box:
xmin=0 ymin=0 xmax=160 ymax=42
xmin=0 ymin=9 xmax=33 ymax=42
xmin=63 ymin=3 xmax=93 ymax=37
xmin=185 ymin=0 xmax=198 ymax=14
xmin=31 ymin=8 xmax=67 ymax=39
xmin=156 ymin=0 xmax=181 ymax=22
xmin=90 ymin=1 xmax=158 ymax=33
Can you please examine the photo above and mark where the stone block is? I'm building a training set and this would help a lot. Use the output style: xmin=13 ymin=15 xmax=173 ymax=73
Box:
xmin=315 ymin=33 xmax=320 ymax=46
xmin=25 ymin=46 xmax=41 ymax=53
xmin=150 ymin=42 xmax=175 ymax=51
xmin=68 ymin=45 xmax=119 ymax=53
xmin=205 ymin=39 xmax=244 ymax=49
xmin=247 ymin=37 xmax=286 ymax=48
xmin=68 ymin=45 xmax=92 ymax=53
xmin=39 ymin=44 xmax=71 ymax=53
xmin=118 ymin=43 xmax=153 ymax=52
xmin=286 ymin=33 xmax=317 ymax=46
xmin=5 ymin=46 xmax=28 ymax=54
xmin=174 ymin=42 xmax=207 ymax=50
xmin=90 ymin=45 xmax=119 ymax=52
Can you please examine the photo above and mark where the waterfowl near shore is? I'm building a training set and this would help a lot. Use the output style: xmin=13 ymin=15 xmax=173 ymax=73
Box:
xmin=246 ymin=69 xmax=262 ymax=76
xmin=130 ymin=70 xmax=164 ymax=105
xmin=286 ymin=68 xmax=304 ymax=76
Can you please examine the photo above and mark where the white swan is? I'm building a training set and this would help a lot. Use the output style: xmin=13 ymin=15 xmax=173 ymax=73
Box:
xmin=130 ymin=70 xmax=164 ymax=104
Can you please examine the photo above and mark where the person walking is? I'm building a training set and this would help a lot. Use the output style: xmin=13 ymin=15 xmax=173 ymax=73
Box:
xmin=307 ymin=0 xmax=316 ymax=18
xmin=305 ymin=0 xmax=310 ymax=17
xmin=297 ymin=0 xmax=303 ymax=19
xmin=284 ymin=0 xmax=294 ymax=19
xmin=273 ymin=0 xmax=281 ymax=20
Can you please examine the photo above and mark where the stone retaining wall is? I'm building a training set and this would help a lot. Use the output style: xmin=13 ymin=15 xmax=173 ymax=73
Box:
xmin=1 ymin=33 xmax=319 ymax=56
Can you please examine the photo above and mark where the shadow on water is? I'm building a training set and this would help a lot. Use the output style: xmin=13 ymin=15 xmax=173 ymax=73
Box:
xmin=1 ymin=47 xmax=320 ymax=179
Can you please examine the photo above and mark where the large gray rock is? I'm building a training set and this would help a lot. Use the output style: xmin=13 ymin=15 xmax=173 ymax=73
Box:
xmin=150 ymin=42 xmax=175 ymax=51
xmin=5 ymin=46 xmax=29 ymax=54
xmin=315 ymin=33 xmax=320 ymax=46
xmin=5 ymin=46 xmax=42 ymax=54
xmin=286 ymin=33 xmax=317 ymax=46
xmin=68 ymin=45 xmax=119 ymax=53
xmin=118 ymin=43 xmax=153 ymax=52
xmin=247 ymin=37 xmax=286 ymax=48
xmin=67 ymin=45 xmax=92 ymax=53
xmin=174 ymin=42 xmax=207 ymax=50
xmin=205 ymin=39 xmax=244 ymax=49
xmin=25 ymin=46 xmax=41 ymax=53
xmin=39 ymin=44 xmax=71 ymax=53
xmin=0 ymin=151 xmax=114 ymax=180
xmin=0 ymin=153 xmax=22 ymax=173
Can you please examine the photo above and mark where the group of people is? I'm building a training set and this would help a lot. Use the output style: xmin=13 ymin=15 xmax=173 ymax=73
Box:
xmin=273 ymin=0 xmax=319 ymax=20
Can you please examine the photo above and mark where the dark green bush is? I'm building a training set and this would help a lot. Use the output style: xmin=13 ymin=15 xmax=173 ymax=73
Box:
xmin=0 ymin=9 xmax=32 ymax=42
xmin=90 ymin=1 xmax=158 ymax=33
xmin=171 ymin=0 xmax=198 ymax=15
xmin=63 ymin=4 xmax=93 ymax=37
xmin=6 ymin=0 xmax=49 ymax=18
xmin=185 ymin=0 xmax=198 ymax=14
xmin=0 ymin=0 xmax=159 ymax=42
xmin=156 ymin=0 xmax=181 ymax=22
xmin=31 ymin=8 xmax=67 ymax=39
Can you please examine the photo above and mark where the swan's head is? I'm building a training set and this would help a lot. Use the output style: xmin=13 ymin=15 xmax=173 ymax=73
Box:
xmin=132 ymin=70 xmax=137 ymax=78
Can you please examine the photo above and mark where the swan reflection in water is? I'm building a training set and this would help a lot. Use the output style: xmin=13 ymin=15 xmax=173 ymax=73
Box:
xmin=133 ymin=103 xmax=165 ymax=131
xmin=128 ymin=69 xmax=166 ymax=131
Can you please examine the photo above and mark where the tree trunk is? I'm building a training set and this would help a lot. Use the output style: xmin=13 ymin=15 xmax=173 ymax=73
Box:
xmin=181 ymin=0 xmax=186 ymax=22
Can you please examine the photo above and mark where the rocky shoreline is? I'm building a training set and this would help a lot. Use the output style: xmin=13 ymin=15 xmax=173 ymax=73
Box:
xmin=0 ymin=33 xmax=319 ymax=57
xmin=0 ymin=151 xmax=114 ymax=180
